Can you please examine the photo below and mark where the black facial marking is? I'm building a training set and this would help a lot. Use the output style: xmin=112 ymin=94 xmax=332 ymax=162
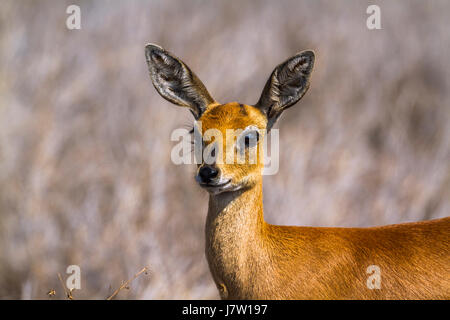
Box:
xmin=239 ymin=104 xmax=248 ymax=116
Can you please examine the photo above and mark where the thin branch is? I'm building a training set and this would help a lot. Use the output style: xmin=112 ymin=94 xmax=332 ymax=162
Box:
xmin=106 ymin=266 xmax=150 ymax=300
xmin=57 ymin=273 xmax=73 ymax=300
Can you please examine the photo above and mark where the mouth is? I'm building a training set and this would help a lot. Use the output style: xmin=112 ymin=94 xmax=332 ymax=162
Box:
xmin=197 ymin=179 xmax=232 ymax=193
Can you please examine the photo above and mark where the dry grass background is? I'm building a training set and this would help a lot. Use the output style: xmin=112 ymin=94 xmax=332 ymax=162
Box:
xmin=0 ymin=0 xmax=449 ymax=299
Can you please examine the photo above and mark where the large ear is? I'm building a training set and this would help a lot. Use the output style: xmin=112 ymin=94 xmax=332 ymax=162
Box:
xmin=255 ymin=50 xmax=315 ymax=129
xmin=145 ymin=44 xmax=216 ymax=119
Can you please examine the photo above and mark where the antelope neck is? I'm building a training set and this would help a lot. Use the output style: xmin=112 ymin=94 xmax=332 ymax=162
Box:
xmin=206 ymin=179 xmax=265 ymax=244
xmin=205 ymin=178 xmax=268 ymax=296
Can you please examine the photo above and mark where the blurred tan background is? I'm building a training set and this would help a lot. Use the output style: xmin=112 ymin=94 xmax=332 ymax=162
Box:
xmin=0 ymin=0 xmax=449 ymax=299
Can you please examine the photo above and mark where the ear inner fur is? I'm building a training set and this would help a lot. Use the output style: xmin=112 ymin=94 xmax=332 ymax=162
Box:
xmin=145 ymin=44 xmax=215 ymax=119
xmin=256 ymin=50 xmax=315 ymax=129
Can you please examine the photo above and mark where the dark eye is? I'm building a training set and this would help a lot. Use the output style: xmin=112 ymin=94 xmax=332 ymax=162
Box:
xmin=243 ymin=131 xmax=259 ymax=148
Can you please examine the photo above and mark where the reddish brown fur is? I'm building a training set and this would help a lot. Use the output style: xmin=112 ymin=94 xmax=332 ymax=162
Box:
xmin=202 ymin=103 xmax=450 ymax=300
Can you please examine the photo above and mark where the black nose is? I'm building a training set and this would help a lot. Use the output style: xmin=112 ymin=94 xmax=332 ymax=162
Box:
xmin=198 ymin=166 xmax=219 ymax=183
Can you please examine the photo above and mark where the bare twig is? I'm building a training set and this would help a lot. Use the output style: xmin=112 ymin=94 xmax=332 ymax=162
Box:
xmin=57 ymin=273 xmax=73 ymax=300
xmin=106 ymin=266 xmax=150 ymax=300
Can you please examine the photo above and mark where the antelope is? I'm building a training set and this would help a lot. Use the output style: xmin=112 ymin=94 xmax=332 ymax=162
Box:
xmin=145 ymin=44 xmax=450 ymax=299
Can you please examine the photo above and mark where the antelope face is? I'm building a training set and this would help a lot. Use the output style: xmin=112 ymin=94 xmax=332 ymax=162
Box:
xmin=145 ymin=44 xmax=314 ymax=194
xmin=194 ymin=102 xmax=267 ymax=194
